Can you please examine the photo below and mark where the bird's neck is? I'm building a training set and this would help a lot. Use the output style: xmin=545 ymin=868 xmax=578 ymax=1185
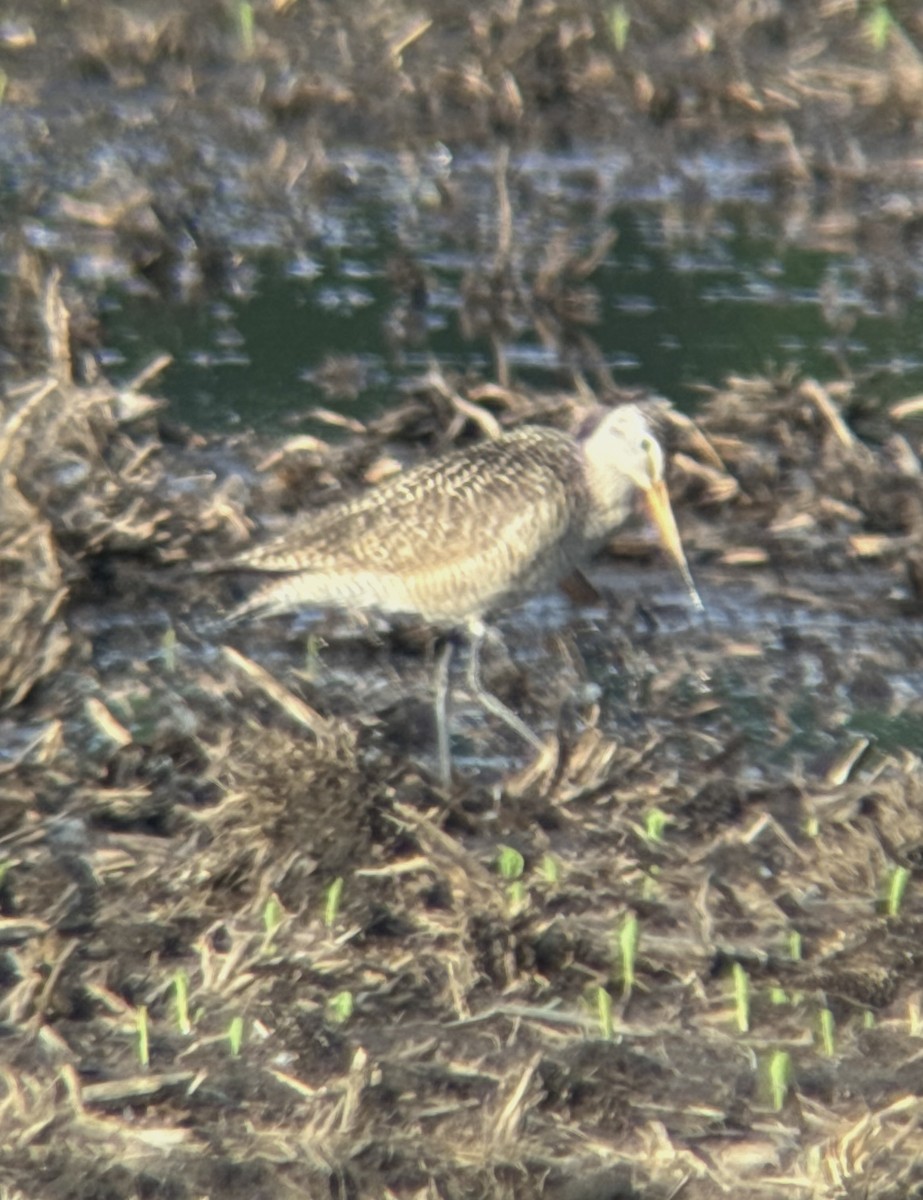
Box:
xmin=581 ymin=447 xmax=636 ymax=541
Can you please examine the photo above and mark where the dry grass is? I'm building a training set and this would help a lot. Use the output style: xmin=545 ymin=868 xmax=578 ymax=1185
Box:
xmin=6 ymin=1 xmax=923 ymax=166
xmin=2 ymin=271 xmax=923 ymax=1197
xmin=3 ymin=3 xmax=923 ymax=1194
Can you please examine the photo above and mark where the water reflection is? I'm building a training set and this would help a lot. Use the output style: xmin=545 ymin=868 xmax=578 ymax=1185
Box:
xmin=88 ymin=155 xmax=923 ymax=431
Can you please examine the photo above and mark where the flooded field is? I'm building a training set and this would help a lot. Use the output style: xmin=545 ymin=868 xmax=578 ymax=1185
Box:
xmin=97 ymin=166 xmax=923 ymax=432
xmin=4 ymin=3 xmax=923 ymax=1199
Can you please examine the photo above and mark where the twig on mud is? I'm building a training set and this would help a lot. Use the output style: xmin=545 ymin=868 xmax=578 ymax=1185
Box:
xmin=425 ymin=364 xmax=502 ymax=441
xmin=666 ymin=409 xmax=729 ymax=471
xmin=126 ymin=353 xmax=172 ymax=392
xmin=42 ymin=270 xmax=72 ymax=384
xmin=221 ymin=645 xmax=333 ymax=740
xmin=388 ymin=17 xmax=432 ymax=67
xmin=85 ymin=697 xmax=133 ymax=749
xmin=799 ymin=379 xmax=857 ymax=450
xmin=491 ymin=1052 xmax=542 ymax=1145
xmin=82 ymin=1072 xmax=197 ymax=1107
xmin=0 ymin=719 xmax=62 ymax=778
xmin=0 ymin=379 xmax=57 ymax=467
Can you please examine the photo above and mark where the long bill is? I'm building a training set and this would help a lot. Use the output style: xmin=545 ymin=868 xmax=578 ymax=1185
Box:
xmin=642 ymin=479 xmax=703 ymax=611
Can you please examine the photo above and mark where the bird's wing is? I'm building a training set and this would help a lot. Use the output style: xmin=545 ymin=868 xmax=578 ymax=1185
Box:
xmin=385 ymin=483 xmax=580 ymax=621
xmin=233 ymin=431 xmax=582 ymax=580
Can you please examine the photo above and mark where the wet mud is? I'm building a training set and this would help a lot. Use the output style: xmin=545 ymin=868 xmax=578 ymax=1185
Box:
xmin=4 ymin=4 xmax=923 ymax=1199
xmin=3 ymin=276 xmax=923 ymax=1199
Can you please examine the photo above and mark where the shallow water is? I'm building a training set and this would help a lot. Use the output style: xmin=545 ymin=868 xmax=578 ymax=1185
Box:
xmin=5 ymin=148 xmax=923 ymax=431
xmin=5 ymin=125 xmax=923 ymax=769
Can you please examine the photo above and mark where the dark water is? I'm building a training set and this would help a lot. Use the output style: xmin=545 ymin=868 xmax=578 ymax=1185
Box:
xmin=7 ymin=139 xmax=923 ymax=758
xmin=90 ymin=152 xmax=923 ymax=431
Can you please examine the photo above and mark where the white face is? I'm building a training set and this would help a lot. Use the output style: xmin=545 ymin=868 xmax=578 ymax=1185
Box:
xmin=581 ymin=403 xmax=702 ymax=610
xmin=587 ymin=406 xmax=663 ymax=492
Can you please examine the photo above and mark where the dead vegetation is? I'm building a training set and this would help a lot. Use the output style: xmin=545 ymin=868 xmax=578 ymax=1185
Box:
xmin=2 ymin=0 xmax=923 ymax=335
xmin=3 ymin=2 xmax=923 ymax=1197
xmin=2 ymin=271 xmax=923 ymax=1198
xmin=6 ymin=0 xmax=923 ymax=151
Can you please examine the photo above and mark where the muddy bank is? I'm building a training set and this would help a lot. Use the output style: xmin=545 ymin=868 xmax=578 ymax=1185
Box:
xmin=4 ymin=4 xmax=923 ymax=1196
xmin=2 ymin=1 xmax=923 ymax=458
xmin=3 ymin=278 xmax=923 ymax=1197
xmin=5 ymin=1 xmax=923 ymax=155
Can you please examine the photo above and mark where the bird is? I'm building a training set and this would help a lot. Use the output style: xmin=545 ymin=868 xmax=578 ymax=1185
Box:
xmin=220 ymin=404 xmax=701 ymax=784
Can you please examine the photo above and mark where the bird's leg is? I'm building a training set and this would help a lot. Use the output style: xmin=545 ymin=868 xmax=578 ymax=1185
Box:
xmin=466 ymin=620 xmax=545 ymax=753
xmin=433 ymin=638 xmax=455 ymax=788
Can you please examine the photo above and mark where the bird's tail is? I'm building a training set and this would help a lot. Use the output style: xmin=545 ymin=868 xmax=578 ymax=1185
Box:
xmin=224 ymin=572 xmax=332 ymax=626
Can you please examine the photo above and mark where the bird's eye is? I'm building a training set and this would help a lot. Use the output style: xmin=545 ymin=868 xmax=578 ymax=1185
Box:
xmin=640 ymin=435 xmax=659 ymax=476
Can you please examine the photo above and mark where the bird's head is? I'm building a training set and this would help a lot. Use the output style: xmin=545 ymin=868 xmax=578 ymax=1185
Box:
xmin=582 ymin=405 xmax=703 ymax=610
xmin=581 ymin=404 xmax=665 ymax=491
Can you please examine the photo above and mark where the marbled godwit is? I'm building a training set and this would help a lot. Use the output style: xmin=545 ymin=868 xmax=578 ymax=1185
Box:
xmin=225 ymin=405 xmax=701 ymax=783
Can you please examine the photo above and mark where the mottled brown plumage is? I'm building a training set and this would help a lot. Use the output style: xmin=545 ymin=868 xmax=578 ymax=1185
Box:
xmin=223 ymin=404 xmax=700 ymax=783
xmin=230 ymin=408 xmax=696 ymax=624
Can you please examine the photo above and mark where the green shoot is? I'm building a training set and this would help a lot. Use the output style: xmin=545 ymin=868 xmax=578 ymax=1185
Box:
xmin=642 ymin=808 xmax=670 ymax=843
xmin=863 ymin=3 xmax=894 ymax=51
xmin=817 ymin=1007 xmax=835 ymax=1057
xmin=173 ymin=969 xmax=191 ymax=1035
xmin=497 ymin=847 xmax=526 ymax=912
xmin=863 ymin=1010 xmax=875 ymax=1029
xmin=227 ymin=1015 xmax=244 ymax=1056
xmin=160 ymin=625 xmax=177 ymax=673
xmin=804 ymin=816 xmax=819 ymax=838
xmin=496 ymin=849 xmax=525 ymax=912
xmin=884 ymin=865 xmax=910 ymax=916
xmin=136 ymin=1005 xmax=150 ymax=1068
xmin=263 ymin=893 xmax=283 ymax=943
xmin=507 ymin=879 xmax=527 ymax=913
xmin=732 ymin=962 xmax=750 ymax=1033
xmin=327 ymin=991 xmax=354 ymax=1024
xmin=594 ymin=985 xmax=614 ymax=1039
xmin=497 ymin=845 xmax=525 ymax=881
xmin=609 ymin=3 xmax=631 ymax=52
xmin=769 ymin=986 xmax=788 ymax=1006
xmin=305 ymin=633 xmax=325 ymax=678
xmin=764 ymin=1049 xmax=791 ymax=1111
xmin=497 ymin=846 xmax=526 ymax=911
xmin=324 ymin=877 xmax=344 ymax=929
xmin=787 ymin=930 xmax=802 ymax=961
xmin=617 ymin=911 xmax=639 ymax=1000
xmin=538 ymin=854 xmax=559 ymax=884
xmin=237 ymin=2 xmax=255 ymax=55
